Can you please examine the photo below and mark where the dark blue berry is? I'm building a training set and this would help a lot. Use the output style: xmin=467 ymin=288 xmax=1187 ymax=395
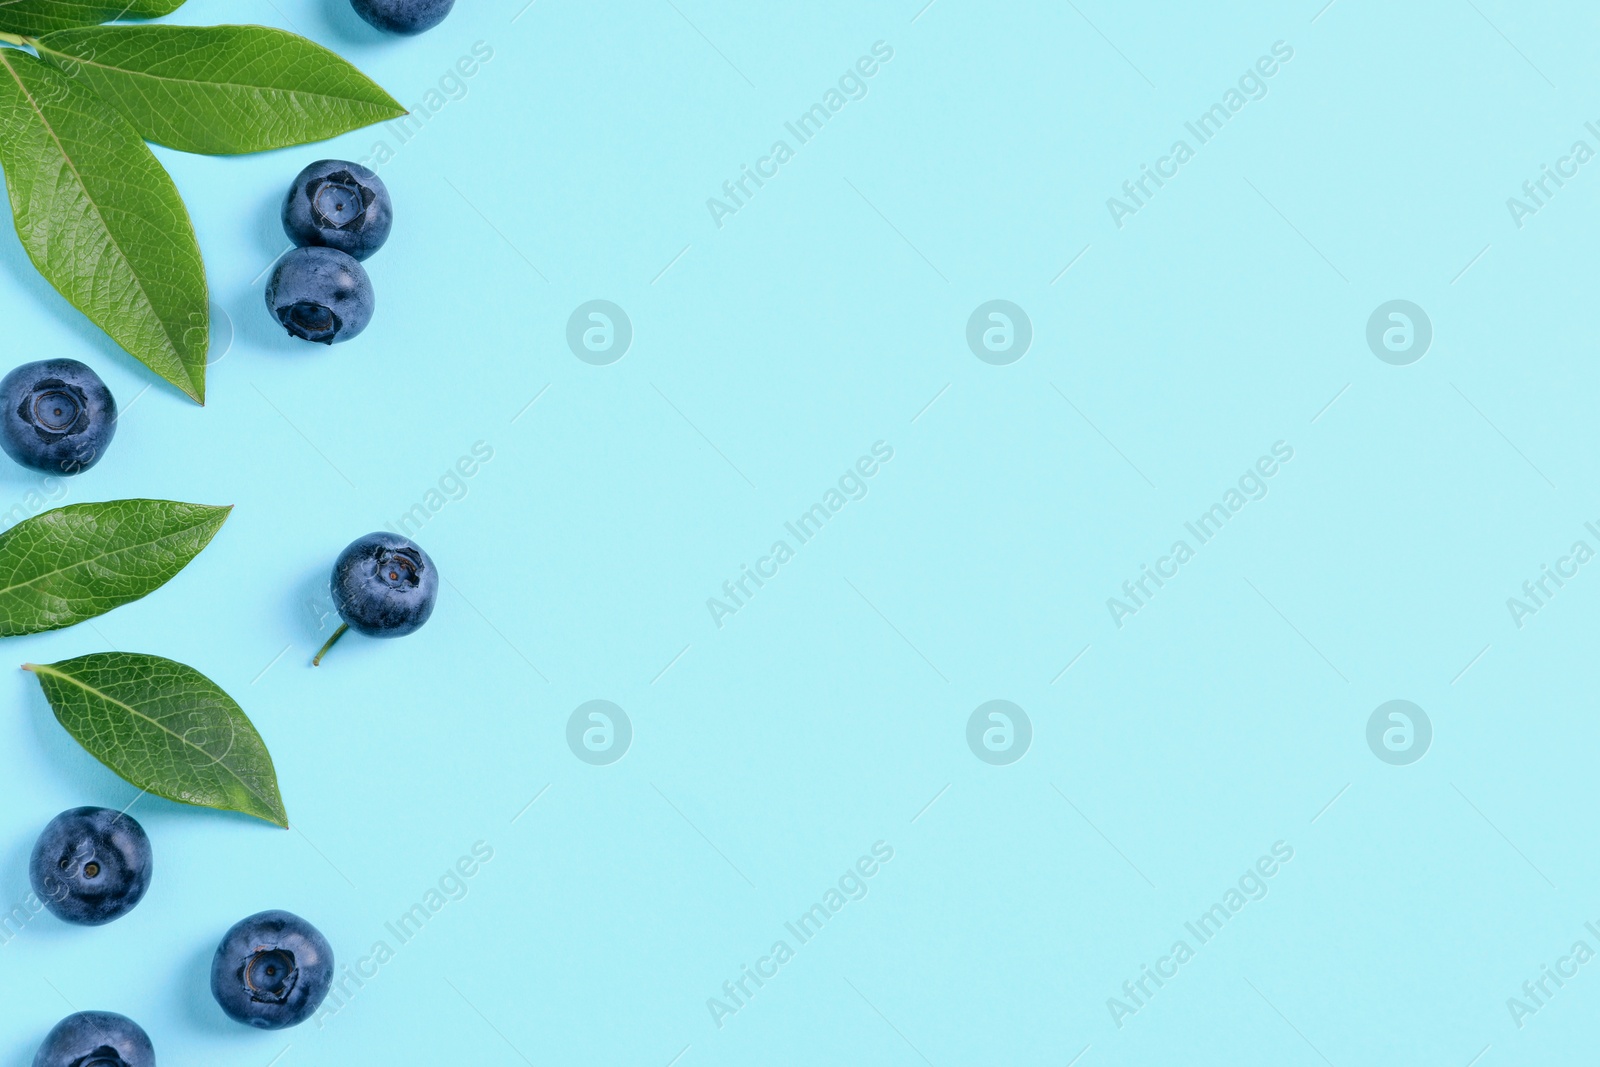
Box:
xmin=28 ymin=807 xmax=152 ymax=926
xmin=33 ymin=1011 xmax=154 ymax=1067
xmin=282 ymin=160 xmax=393 ymax=261
xmin=316 ymin=533 xmax=438 ymax=664
xmin=352 ymin=0 xmax=454 ymax=34
xmin=331 ymin=531 xmax=441 ymax=639
xmin=332 ymin=532 xmax=438 ymax=636
xmin=0 ymin=359 xmax=116 ymax=475
xmin=210 ymin=910 xmax=334 ymax=1030
xmin=265 ymin=247 xmax=374 ymax=345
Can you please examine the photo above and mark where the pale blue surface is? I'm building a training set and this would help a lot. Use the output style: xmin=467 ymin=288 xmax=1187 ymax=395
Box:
xmin=1 ymin=0 xmax=1598 ymax=1063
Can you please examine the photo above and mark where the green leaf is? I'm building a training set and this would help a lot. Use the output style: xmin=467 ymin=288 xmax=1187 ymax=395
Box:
xmin=0 ymin=49 xmax=208 ymax=401
xmin=119 ymin=0 xmax=188 ymax=15
xmin=0 ymin=1 xmax=186 ymax=36
xmin=25 ymin=652 xmax=288 ymax=827
xmin=35 ymin=24 xmax=407 ymax=155
xmin=0 ymin=499 xmax=229 ymax=635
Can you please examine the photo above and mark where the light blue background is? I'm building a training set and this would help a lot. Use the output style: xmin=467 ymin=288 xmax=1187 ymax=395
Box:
xmin=1 ymin=0 xmax=1597 ymax=1063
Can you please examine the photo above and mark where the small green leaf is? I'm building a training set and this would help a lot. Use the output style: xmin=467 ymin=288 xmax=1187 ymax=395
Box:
xmin=26 ymin=653 xmax=287 ymax=827
xmin=0 ymin=49 xmax=208 ymax=401
xmin=0 ymin=1 xmax=186 ymax=36
xmin=0 ymin=499 xmax=229 ymax=635
xmin=36 ymin=24 xmax=407 ymax=155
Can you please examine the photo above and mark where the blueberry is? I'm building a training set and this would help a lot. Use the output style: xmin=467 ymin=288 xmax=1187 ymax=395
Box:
xmin=315 ymin=532 xmax=438 ymax=664
xmin=0 ymin=359 xmax=116 ymax=475
xmin=351 ymin=0 xmax=454 ymax=34
xmin=32 ymin=1011 xmax=154 ymax=1067
xmin=28 ymin=807 xmax=152 ymax=926
xmin=210 ymin=910 xmax=334 ymax=1030
xmin=264 ymin=247 xmax=374 ymax=345
xmin=281 ymin=160 xmax=393 ymax=261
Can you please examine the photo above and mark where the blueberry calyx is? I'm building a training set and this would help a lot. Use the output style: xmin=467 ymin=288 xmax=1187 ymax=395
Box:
xmin=76 ymin=1049 xmax=130 ymax=1067
xmin=19 ymin=379 xmax=88 ymax=440
xmin=244 ymin=947 xmax=299 ymax=1004
xmin=307 ymin=172 xmax=373 ymax=231
xmin=374 ymin=545 xmax=423 ymax=590
xmin=277 ymin=301 xmax=343 ymax=344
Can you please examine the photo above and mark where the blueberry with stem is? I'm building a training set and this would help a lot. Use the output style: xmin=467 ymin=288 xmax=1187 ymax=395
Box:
xmin=314 ymin=532 xmax=438 ymax=665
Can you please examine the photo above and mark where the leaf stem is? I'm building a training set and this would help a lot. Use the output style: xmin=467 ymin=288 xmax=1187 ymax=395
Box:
xmin=312 ymin=624 xmax=349 ymax=667
xmin=0 ymin=32 xmax=33 ymax=49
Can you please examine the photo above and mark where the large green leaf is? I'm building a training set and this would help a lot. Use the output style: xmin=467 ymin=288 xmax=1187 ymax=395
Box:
xmin=26 ymin=652 xmax=288 ymax=827
xmin=0 ymin=1 xmax=186 ymax=36
xmin=0 ymin=499 xmax=229 ymax=635
xmin=36 ymin=24 xmax=407 ymax=155
xmin=0 ymin=49 xmax=207 ymax=401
